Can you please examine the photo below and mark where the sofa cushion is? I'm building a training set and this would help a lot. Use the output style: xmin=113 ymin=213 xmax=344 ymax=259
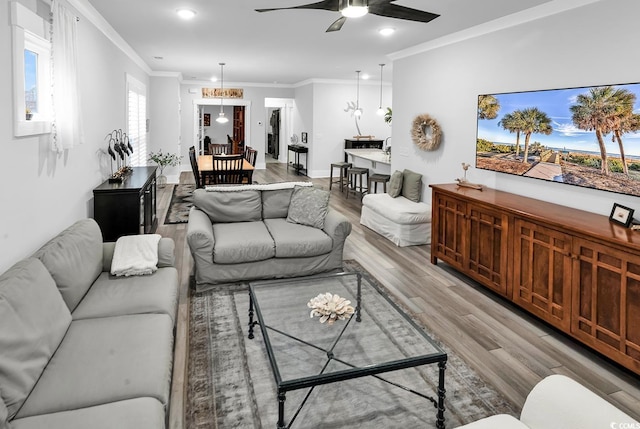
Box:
xmin=0 ymin=258 xmax=72 ymax=420
xmin=11 ymin=397 xmax=164 ymax=429
xmin=213 ymin=221 xmax=275 ymax=264
xmin=401 ymin=169 xmax=423 ymax=203
xmin=71 ymin=267 xmax=179 ymax=324
xmin=286 ymin=186 xmax=330 ymax=229
xmin=262 ymin=188 xmax=294 ymax=219
xmin=16 ymin=314 xmax=173 ymax=418
xmin=0 ymin=392 xmax=9 ymax=429
xmin=264 ymin=218 xmax=333 ymax=258
xmin=194 ymin=188 xmax=262 ymax=223
xmin=388 ymin=170 xmax=404 ymax=198
xmin=33 ymin=219 xmax=103 ymax=312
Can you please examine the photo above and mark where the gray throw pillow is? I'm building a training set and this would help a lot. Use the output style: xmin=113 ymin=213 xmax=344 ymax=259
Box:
xmin=286 ymin=186 xmax=330 ymax=229
xmin=387 ymin=170 xmax=404 ymax=198
xmin=402 ymin=169 xmax=422 ymax=202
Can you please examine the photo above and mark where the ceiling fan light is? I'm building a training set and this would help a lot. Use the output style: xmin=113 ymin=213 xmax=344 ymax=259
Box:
xmin=341 ymin=5 xmax=368 ymax=18
xmin=216 ymin=112 xmax=229 ymax=124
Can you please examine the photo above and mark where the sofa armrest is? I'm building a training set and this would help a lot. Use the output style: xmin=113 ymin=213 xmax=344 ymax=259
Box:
xmin=102 ymin=237 xmax=176 ymax=272
xmin=186 ymin=207 xmax=215 ymax=261
xmin=322 ymin=208 xmax=352 ymax=245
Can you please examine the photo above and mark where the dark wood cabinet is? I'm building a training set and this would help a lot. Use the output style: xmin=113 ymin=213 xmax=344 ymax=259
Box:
xmin=431 ymin=189 xmax=508 ymax=296
xmin=430 ymin=183 xmax=640 ymax=375
xmin=93 ymin=167 xmax=157 ymax=241
xmin=512 ymin=218 xmax=572 ymax=329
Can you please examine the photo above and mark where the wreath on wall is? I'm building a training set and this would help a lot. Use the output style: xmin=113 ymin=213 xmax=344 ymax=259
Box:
xmin=411 ymin=114 xmax=442 ymax=151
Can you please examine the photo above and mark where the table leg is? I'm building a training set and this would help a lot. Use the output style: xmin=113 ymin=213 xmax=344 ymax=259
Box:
xmin=356 ymin=273 xmax=362 ymax=322
xmin=436 ymin=360 xmax=447 ymax=429
xmin=277 ymin=390 xmax=286 ymax=429
xmin=248 ymin=291 xmax=255 ymax=339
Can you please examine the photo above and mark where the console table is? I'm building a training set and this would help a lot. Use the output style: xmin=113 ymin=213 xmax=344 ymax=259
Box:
xmin=287 ymin=144 xmax=308 ymax=176
xmin=93 ymin=167 xmax=157 ymax=241
xmin=430 ymin=183 xmax=640 ymax=375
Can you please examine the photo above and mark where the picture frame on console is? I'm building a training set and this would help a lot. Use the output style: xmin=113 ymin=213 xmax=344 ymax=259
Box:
xmin=609 ymin=203 xmax=635 ymax=228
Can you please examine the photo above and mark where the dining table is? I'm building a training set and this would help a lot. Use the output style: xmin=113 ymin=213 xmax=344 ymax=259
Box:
xmin=198 ymin=155 xmax=255 ymax=184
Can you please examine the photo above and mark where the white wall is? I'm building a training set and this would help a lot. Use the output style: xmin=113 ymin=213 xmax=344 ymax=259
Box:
xmin=0 ymin=1 xmax=150 ymax=273
xmin=391 ymin=0 xmax=640 ymax=216
xmin=296 ymin=81 xmax=392 ymax=177
xmin=149 ymin=76 xmax=181 ymax=181
xmin=201 ymin=104 xmax=233 ymax=146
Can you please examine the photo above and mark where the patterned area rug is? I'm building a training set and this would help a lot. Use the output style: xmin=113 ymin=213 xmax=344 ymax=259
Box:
xmin=164 ymin=184 xmax=195 ymax=224
xmin=187 ymin=261 xmax=518 ymax=428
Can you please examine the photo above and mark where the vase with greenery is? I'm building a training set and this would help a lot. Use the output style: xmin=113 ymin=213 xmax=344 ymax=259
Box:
xmin=384 ymin=107 xmax=392 ymax=125
xmin=148 ymin=150 xmax=182 ymax=187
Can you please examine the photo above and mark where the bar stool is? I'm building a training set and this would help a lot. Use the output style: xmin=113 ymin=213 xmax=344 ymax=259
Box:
xmin=346 ymin=167 xmax=369 ymax=200
xmin=368 ymin=173 xmax=391 ymax=194
xmin=329 ymin=162 xmax=352 ymax=192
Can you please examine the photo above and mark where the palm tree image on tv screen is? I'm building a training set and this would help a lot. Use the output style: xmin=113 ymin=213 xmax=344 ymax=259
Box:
xmin=476 ymin=82 xmax=640 ymax=197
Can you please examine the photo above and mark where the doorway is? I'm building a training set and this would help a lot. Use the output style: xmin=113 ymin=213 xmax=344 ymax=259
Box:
xmin=193 ymin=99 xmax=252 ymax=155
xmin=264 ymin=98 xmax=294 ymax=164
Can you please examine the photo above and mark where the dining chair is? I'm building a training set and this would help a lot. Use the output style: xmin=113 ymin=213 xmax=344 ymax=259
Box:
xmin=244 ymin=147 xmax=257 ymax=166
xmin=210 ymin=143 xmax=227 ymax=155
xmin=189 ymin=146 xmax=202 ymax=188
xmin=212 ymin=154 xmax=245 ymax=184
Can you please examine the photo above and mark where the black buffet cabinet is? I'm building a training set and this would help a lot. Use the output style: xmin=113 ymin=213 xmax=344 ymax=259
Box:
xmin=93 ymin=167 xmax=157 ymax=241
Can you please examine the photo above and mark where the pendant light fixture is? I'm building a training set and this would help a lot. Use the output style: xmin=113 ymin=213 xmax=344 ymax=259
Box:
xmin=377 ymin=63 xmax=385 ymax=116
xmin=216 ymin=62 xmax=229 ymax=124
xmin=354 ymin=70 xmax=362 ymax=118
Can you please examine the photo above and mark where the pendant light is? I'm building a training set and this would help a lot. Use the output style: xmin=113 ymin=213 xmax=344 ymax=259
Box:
xmin=216 ymin=62 xmax=229 ymax=124
xmin=354 ymin=70 xmax=362 ymax=118
xmin=377 ymin=63 xmax=385 ymax=116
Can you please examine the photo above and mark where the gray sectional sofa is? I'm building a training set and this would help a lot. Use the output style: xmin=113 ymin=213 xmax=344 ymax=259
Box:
xmin=187 ymin=183 xmax=352 ymax=291
xmin=0 ymin=219 xmax=178 ymax=429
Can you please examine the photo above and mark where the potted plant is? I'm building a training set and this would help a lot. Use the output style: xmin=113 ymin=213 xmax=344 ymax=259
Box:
xmin=25 ymin=108 xmax=33 ymax=121
xmin=148 ymin=150 xmax=182 ymax=188
xmin=384 ymin=107 xmax=392 ymax=125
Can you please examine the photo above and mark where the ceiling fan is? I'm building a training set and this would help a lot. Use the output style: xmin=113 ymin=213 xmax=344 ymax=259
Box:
xmin=255 ymin=0 xmax=440 ymax=32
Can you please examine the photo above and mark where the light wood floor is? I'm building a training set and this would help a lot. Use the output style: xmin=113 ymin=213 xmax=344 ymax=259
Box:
xmin=161 ymin=163 xmax=640 ymax=429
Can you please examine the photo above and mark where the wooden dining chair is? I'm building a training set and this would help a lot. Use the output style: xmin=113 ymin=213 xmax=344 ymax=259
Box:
xmin=244 ymin=147 xmax=257 ymax=166
xmin=210 ymin=143 xmax=227 ymax=155
xmin=211 ymin=154 xmax=245 ymax=184
xmin=189 ymin=146 xmax=202 ymax=188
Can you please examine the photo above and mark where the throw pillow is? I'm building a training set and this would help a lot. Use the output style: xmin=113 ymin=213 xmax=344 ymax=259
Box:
xmin=286 ymin=186 xmax=330 ymax=229
xmin=387 ymin=170 xmax=404 ymax=198
xmin=402 ymin=169 xmax=422 ymax=203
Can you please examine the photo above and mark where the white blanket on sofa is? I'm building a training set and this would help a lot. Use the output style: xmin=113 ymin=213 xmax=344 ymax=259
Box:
xmin=111 ymin=234 xmax=161 ymax=276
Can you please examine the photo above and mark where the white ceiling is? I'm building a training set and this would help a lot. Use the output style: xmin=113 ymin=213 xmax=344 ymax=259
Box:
xmin=86 ymin=0 xmax=557 ymax=84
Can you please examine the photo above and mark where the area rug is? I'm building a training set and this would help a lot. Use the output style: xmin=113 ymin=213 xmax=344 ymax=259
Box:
xmin=187 ymin=261 xmax=518 ymax=428
xmin=164 ymin=184 xmax=195 ymax=224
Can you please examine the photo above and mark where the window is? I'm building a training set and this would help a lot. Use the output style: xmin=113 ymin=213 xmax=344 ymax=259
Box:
xmin=127 ymin=74 xmax=148 ymax=166
xmin=11 ymin=2 xmax=52 ymax=136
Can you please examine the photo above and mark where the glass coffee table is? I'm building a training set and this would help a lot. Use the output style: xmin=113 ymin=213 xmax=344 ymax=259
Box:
xmin=248 ymin=272 xmax=448 ymax=428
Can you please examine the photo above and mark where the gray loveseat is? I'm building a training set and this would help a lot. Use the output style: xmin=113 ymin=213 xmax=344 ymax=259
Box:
xmin=0 ymin=219 xmax=178 ymax=429
xmin=187 ymin=183 xmax=352 ymax=291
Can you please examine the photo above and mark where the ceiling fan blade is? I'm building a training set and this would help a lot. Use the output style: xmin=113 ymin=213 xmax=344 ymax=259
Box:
xmin=256 ymin=0 xmax=339 ymax=13
xmin=368 ymin=3 xmax=440 ymax=23
xmin=326 ymin=16 xmax=347 ymax=32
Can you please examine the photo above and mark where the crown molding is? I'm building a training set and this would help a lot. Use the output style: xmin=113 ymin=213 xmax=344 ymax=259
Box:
xmin=389 ymin=0 xmax=604 ymax=61
xmin=68 ymin=0 xmax=151 ymax=74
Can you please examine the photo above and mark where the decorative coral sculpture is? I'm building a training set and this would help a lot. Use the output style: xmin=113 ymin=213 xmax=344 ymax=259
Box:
xmin=307 ymin=292 xmax=355 ymax=325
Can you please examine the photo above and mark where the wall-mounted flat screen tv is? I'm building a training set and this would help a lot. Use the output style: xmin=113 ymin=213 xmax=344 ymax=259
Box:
xmin=476 ymin=82 xmax=640 ymax=197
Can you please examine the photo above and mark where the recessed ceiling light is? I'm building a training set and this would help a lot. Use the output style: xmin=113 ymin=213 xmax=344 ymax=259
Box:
xmin=176 ymin=8 xmax=196 ymax=20
xmin=362 ymin=74 xmax=370 ymax=80
xmin=379 ymin=27 xmax=395 ymax=36
xmin=210 ymin=76 xmax=218 ymax=82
